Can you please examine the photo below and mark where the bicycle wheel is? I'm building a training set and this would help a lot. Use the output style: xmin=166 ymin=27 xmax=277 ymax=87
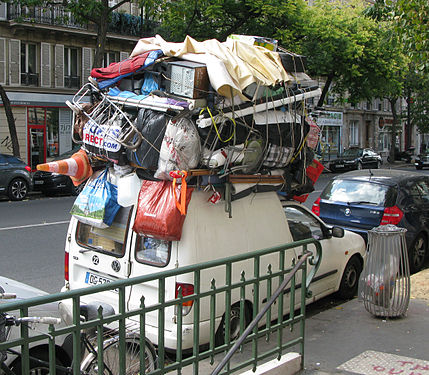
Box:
xmin=81 ymin=335 xmax=157 ymax=374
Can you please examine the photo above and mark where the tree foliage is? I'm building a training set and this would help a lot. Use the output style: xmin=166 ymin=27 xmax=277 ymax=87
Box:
xmin=365 ymin=0 xmax=429 ymax=72
xmin=152 ymin=0 xmax=307 ymax=44
xmin=294 ymin=0 xmax=395 ymax=107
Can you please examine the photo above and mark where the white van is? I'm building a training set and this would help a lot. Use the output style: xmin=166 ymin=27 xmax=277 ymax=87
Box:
xmin=60 ymin=185 xmax=366 ymax=351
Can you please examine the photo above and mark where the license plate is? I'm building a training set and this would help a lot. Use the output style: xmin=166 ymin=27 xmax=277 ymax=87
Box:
xmin=34 ymin=180 xmax=44 ymax=185
xmin=85 ymin=272 xmax=113 ymax=286
xmin=336 ymin=164 xmax=344 ymax=168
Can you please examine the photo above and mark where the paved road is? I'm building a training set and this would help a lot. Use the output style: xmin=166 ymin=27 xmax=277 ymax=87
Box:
xmin=0 ymin=194 xmax=75 ymax=293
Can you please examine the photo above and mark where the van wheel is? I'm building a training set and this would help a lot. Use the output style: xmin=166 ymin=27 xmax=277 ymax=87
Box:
xmin=215 ymin=302 xmax=251 ymax=346
xmin=11 ymin=349 xmax=66 ymax=374
xmin=338 ymin=256 xmax=362 ymax=299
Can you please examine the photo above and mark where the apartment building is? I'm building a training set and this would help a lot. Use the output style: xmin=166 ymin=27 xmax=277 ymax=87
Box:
xmin=0 ymin=1 xmax=143 ymax=169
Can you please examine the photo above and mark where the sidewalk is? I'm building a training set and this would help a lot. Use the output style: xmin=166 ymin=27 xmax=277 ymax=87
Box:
xmin=302 ymin=269 xmax=429 ymax=375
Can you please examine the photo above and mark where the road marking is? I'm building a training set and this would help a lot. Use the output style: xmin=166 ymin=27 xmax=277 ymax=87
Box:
xmin=338 ymin=350 xmax=429 ymax=375
xmin=0 ymin=220 xmax=70 ymax=231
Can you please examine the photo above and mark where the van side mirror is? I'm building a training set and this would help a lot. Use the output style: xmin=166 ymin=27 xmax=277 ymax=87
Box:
xmin=331 ymin=226 xmax=344 ymax=238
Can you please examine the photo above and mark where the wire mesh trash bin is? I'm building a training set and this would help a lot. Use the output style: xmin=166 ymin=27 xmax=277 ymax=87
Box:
xmin=358 ymin=225 xmax=410 ymax=317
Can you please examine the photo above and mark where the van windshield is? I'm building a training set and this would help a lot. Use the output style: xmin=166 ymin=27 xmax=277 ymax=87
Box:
xmin=76 ymin=207 xmax=132 ymax=256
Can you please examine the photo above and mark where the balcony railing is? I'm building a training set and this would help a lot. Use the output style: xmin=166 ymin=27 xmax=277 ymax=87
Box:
xmin=20 ymin=72 xmax=39 ymax=86
xmin=7 ymin=3 xmax=85 ymax=29
xmin=6 ymin=3 xmax=159 ymax=37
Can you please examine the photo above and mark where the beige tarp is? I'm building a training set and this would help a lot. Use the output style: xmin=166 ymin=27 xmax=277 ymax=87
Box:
xmin=130 ymin=35 xmax=290 ymax=100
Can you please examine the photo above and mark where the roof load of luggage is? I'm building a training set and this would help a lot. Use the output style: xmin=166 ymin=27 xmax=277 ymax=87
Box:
xmin=37 ymin=34 xmax=323 ymax=240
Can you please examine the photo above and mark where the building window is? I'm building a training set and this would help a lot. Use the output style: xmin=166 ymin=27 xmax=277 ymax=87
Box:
xmin=366 ymin=101 xmax=372 ymax=110
xmin=64 ymin=47 xmax=80 ymax=88
xmin=378 ymin=99 xmax=382 ymax=111
xmin=103 ymin=52 xmax=118 ymax=68
xmin=349 ymin=120 xmax=359 ymax=146
xmin=21 ymin=43 xmax=38 ymax=86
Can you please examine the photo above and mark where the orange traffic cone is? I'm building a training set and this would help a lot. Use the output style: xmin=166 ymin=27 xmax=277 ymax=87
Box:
xmin=37 ymin=149 xmax=93 ymax=186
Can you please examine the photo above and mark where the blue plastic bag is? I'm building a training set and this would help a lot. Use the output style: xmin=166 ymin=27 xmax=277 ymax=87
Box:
xmin=70 ymin=169 xmax=120 ymax=228
xmin=141 ymin=72 xmax=159 ymax=96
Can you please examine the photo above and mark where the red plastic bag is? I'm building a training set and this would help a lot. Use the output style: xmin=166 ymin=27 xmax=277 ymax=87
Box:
xmin=133 ymin=180 xmax=193 ymax=241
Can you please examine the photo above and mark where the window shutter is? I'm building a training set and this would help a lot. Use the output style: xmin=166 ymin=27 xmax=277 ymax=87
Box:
xmin=120 ymin=51 xmax=129 ymax=61
xmin=0 ymin=2 xmax=6 ymax=20
xmin=82 ymin=47 xmax=92 ymax=84
xmin=41 ymin=42 xmax=51 ymax=87
xmin=9 ymin=39 xmax=20 ymax=86
xmin=0 ymin=38 xmax=5 ymax=84
xmin=55 ymin=44 xmax=64 ymax=88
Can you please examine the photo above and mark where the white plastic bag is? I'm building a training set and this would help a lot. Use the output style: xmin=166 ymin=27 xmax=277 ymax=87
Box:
xmin=154 ymin=117 xmax=200 ymax=180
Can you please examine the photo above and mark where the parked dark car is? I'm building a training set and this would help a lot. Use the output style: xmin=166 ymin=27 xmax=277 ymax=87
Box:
xmin=328 ymin=148 xmax=382 ymax=172
xmin=0 ymin=154 xmax=32 ymax=201
xmin=32 ymin=147 xmax=85 ymax=196
xmin=391 ymin=147 xmax=414 ymax=163
xmin=312 ymin=169 xmax=429 ymax=273
xmin=414 ymin=152 xmax=429 ymax=170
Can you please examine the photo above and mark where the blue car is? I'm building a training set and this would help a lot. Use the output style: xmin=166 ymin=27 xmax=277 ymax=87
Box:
xmin=312 ymin=169 xmax=429 ymax=273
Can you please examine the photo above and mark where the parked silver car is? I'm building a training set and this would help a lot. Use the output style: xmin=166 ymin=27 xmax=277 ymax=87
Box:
xmin=0 ymin=154 xmax=32 ymax=201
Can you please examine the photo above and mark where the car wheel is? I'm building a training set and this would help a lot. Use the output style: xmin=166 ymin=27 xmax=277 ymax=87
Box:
xmin=416 ymin=166 xmax=423 ymax=170
xmin=337 ymin=256 xmax=362 ymax=299
xmin=357 ymin=162 xmax=363 ymax=170
xmin=8 ymin=178 xmax=28 ymax=201
xmin=215 ymin=302 xmax=252 ymax=346
xmin=408 ymin=234 xmax=427 ymax=274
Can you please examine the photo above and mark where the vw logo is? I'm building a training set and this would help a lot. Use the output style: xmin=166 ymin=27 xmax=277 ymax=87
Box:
xmin=112 ymin=260 xmax=121 ymax=272
xmin=92 ymin=255 xmax=99 ymax=265
xmin=344 ymin=208 xmax=351 ymax=216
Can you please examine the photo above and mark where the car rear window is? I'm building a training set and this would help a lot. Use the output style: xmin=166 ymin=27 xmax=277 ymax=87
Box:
xmin=321 ymin=179 xmax=395 ymax=206
xmin=76 ymin=207 xmax=132 ymax=256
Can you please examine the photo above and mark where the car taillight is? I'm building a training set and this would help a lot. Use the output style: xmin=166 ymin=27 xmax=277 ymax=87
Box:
xmin=25 ymin=165 xmax=31 ymax=172
xmin=312 ymin=197 xmax=321 ymax=216
xmin=381 ymin=206 xmax=403 ymax=225
xmin=175 ymin=282 xmax=194 ymax=316
xmin=65 ymin=251 xmax=69 ymax=282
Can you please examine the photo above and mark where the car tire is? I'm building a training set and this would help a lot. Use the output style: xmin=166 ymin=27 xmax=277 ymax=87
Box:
xmin=7 ymin=178 xmax=28 ymax=201
xmin=337 ymin=256 xmax=362 ymax=299
xmin=416 ymin=166 xmax=423 ymax=170
xmin=215 ymin=302 xmax=252 ymax=346
xmin=408 ymin=234 xmax=427 ymax=274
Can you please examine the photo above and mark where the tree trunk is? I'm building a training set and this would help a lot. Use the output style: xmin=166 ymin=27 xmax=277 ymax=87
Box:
xmin=388 ymin=97 xmax=398 ymax=163
xmin=316 ymin=72 xmax=335 ymax=108
xmin=0 ymin=84 xmax=20 ymax=157
xmin=92 ymin=9 xmax=110 ymax=69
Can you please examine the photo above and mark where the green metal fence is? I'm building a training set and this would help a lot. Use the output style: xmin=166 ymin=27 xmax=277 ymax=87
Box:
xmin=0 ymin=238 xmax=321 ymax=375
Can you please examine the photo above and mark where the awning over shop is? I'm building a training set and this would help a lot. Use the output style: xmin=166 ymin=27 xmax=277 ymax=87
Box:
xmin=0 ymin=92 xmax=86 ymax=107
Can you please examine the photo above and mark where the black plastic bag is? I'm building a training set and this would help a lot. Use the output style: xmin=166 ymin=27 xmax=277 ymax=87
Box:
xmin=127 ymin=109 xmax=172 ymax=170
